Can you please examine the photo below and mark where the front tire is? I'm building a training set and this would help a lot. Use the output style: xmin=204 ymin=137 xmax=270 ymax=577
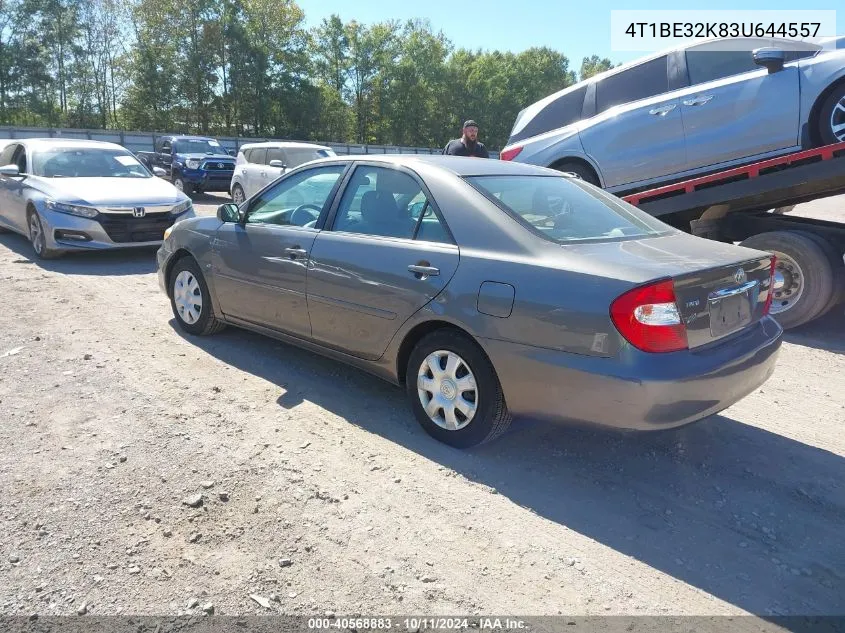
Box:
xmin=173 ymin=175 xmax=194 ymax=196
xmin=232 ymin=183 xmax=245 ymax=204
xmin=550 ymin=160 xmax=600 ymax=187
xmin=27 ymin=211 xmax=61 ymax=259
xmin=817 ymin=83 xmax=845 ymax=145
xmin=406 ymin=329 xmax=512 ymax=448
xmin=169 ymin=257 xmax=226 ymax=336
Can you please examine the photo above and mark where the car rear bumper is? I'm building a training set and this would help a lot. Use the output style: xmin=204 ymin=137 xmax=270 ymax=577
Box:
xmin=39 ymin=208 xmax=193 ymax=251
xmin=481 ymin=316 xmax=783 ymax=431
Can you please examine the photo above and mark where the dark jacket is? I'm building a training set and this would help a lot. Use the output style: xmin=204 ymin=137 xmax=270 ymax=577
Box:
xmin=442 ymin=138 xmax=490 ymax=158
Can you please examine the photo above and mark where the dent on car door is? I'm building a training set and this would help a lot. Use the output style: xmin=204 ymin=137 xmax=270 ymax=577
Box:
xmin=579 ymin=55 xmax=686 ymax=189
xmin=679 ymin=44 xmax=801 ymax=172
xmin=211 ymin=164 xmax=347 ymax=338
xmin=306 ymin=165 xmax=459 ymax=360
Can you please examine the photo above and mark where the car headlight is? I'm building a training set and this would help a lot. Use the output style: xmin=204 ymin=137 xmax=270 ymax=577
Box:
xmin=163 ymin=226 xmax=174 ymax=240
xmin=185 ymin=159 xmax=201 ymax=169
xmin=171 ymin=199 xmax=193 ymax=216
xmin=45 ymin=200 xmax=98 ymax=218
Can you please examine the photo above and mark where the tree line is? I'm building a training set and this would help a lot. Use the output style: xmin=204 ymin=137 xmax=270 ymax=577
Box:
xmin=0 ymin=0 xmax=615 ymax=150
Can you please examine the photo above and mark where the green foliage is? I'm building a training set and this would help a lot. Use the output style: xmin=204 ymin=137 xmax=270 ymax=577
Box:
xmin=0 ymin=1 xmax=611 ymax=149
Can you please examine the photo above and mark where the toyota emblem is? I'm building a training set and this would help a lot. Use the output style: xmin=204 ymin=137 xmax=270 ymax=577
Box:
xmin=218 ymin=163 xmax=224 ymax=169
xmin=734 ymin=268 xmax=747 ymax=284
xmin=132 ymin=207 xmax=146 ymax=218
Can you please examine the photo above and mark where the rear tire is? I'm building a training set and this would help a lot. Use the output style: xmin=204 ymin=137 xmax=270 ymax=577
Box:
xmin=739 ymin=231 xmax=834 ymax=329
xmin=169 ymin=257 xmax=226 ymax=336
xmin=550 ymin=160 xmax=600 ymax=187
xmin=798 ymin=231 xmax=845 ymax=316
xmin=817 ymin=83 xmax=845 ymax=145
xmin=405 ymin=329 xmax=512 ymax=448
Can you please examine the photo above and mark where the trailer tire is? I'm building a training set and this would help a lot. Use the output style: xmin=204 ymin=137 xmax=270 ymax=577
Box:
xmin=798 ymin=232 xmax=845 ymax=315
xmin=739 ymin=231 xmax=834 ymax=329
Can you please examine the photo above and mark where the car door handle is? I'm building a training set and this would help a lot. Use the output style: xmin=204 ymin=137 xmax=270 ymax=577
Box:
xmin=284 ymin=247 xmax=308 ymax=258
xmin=648 ymin=104 xmax=676 ymax=116
xmin=683 ymin=95 xmax=714 ymax=106
xmin=408 ymin=264 xmax=440 ymax=278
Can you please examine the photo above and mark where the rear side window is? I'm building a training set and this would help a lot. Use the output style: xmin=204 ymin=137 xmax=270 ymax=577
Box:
xmin=685 ymin=50 xmax=759 ymax=85
xmin=465 ymin=175 xmax=671 ymax=243
xmin=507 ymin=85 xmax=588 ymax=145
xmin=596 ymin=56 xmax=669 ymax=113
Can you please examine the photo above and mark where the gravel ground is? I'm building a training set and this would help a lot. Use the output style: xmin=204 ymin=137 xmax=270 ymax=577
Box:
xmin=0 ymin=192 xmax=843 ymax=618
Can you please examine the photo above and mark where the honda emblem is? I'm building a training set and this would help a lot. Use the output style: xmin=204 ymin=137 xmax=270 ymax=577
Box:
xmin=133 ymin=207 xmax=146 ymax=218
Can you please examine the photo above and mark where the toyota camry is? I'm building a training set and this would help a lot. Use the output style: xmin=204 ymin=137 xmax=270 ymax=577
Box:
xmin=156 ymin=155 xmax=782 ymax=448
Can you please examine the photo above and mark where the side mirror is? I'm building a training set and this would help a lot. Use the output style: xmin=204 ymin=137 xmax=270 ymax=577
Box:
xmin=0 ymin=164 xmax=20 ymax=177
xmin=753 ymin=47 xmax=786 ymax=73
xmin=152 ymin=166 xmax=167 ymax=177
xmin=217 ymin=203 xmax=240 ymax=223
xmin=268 ymin=160 xmax=286 ymax=169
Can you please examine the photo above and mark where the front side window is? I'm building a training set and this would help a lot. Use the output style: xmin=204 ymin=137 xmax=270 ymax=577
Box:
xmin=246 ymin=165 xmax=345 ymax=227
xmin=32 ymin=148 xmax=151 ymax=178
xmin=685 ymin=50 xmax=759 ymax=85
xmin=466 ymin=175 xmax=672 ymax=243
xmin=266 ymin=148 xmax=286 ymax=165
xmin=332 ymin=166 xmax=451 ymax=243
xmin=596 ymin=56 xmax=669 ymax=113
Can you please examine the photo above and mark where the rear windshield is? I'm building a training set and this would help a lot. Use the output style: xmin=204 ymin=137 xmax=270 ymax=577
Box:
xmin=465 ymin=175 xmax=672 ymax=243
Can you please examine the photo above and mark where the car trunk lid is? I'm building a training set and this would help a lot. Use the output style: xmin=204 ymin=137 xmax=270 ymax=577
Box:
xmin=672 ymin=256 xmax=775 ymax=348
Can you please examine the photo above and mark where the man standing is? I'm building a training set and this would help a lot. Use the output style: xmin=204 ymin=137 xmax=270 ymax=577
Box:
xmin=442 ymin=120 xmax=490 ymax=158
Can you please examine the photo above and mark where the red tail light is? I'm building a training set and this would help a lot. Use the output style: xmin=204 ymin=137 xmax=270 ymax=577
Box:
xmin=762 ymin=255 xmax=777 ymax=316
xmin=500 ymin=146 xmax=523 ymax=161
xmin=610 ymin=279 xmax=688 ymax=353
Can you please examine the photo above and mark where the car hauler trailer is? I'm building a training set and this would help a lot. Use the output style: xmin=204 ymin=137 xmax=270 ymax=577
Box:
xmin=619 ymin=141 xmax=845 ymax=330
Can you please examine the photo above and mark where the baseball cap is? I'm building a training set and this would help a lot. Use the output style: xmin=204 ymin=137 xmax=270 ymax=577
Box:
xmin=463 ymin=120 xmax=478 ymax=129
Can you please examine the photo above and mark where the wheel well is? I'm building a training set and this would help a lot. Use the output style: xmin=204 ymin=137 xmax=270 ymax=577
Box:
xmin=164 ymin=249 xmax=195 ymax=296
xmin=807 ymin=76 xmax=845 ymax=146
xmin=548 ymin=157 xmax=599 ymax=183
xmin=396 ymin=320 xmax=473 ymax=385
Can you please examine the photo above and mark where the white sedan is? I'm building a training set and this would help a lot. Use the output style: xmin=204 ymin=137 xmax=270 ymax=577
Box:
xmin=0 ymin=138 xmax=194 ymax=259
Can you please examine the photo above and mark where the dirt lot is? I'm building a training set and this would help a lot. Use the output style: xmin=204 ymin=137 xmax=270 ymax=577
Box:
xmin=0 ymin=193 xmax=843 ymax=618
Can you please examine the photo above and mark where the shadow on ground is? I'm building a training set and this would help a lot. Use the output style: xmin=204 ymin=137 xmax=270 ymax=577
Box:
xmin=171 ymin=319 xmax=845 ymax=616
xmin=0 ymin=232 xmax=157 ymax=276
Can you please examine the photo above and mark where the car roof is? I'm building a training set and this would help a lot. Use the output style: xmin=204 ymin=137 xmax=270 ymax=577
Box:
xmin=309 ymin=154 xmax=565 ymax=177
xmin=11 ymin=138 xmax=127 ymax=151
xmin=239 ymin=141 xmax=332 ymax=151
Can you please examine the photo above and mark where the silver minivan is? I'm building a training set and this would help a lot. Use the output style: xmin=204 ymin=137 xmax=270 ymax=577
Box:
xmin=502 ymin=37 xmax=845 ymax=193
xmin=229 ymin=141 xmax=336 ymax=203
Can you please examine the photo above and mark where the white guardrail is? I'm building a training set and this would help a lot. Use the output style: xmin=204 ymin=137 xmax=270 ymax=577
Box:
xmin=0 ymin=126 xmax=501 ymax=160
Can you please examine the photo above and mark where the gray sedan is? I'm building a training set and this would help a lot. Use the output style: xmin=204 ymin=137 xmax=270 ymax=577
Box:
xmin=157 ymin=155 xmax=783 ymax=448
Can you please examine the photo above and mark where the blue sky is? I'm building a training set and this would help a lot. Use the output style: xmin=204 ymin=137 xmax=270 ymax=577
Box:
xmin=299 ymin=0 xmax=843 ymax=70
